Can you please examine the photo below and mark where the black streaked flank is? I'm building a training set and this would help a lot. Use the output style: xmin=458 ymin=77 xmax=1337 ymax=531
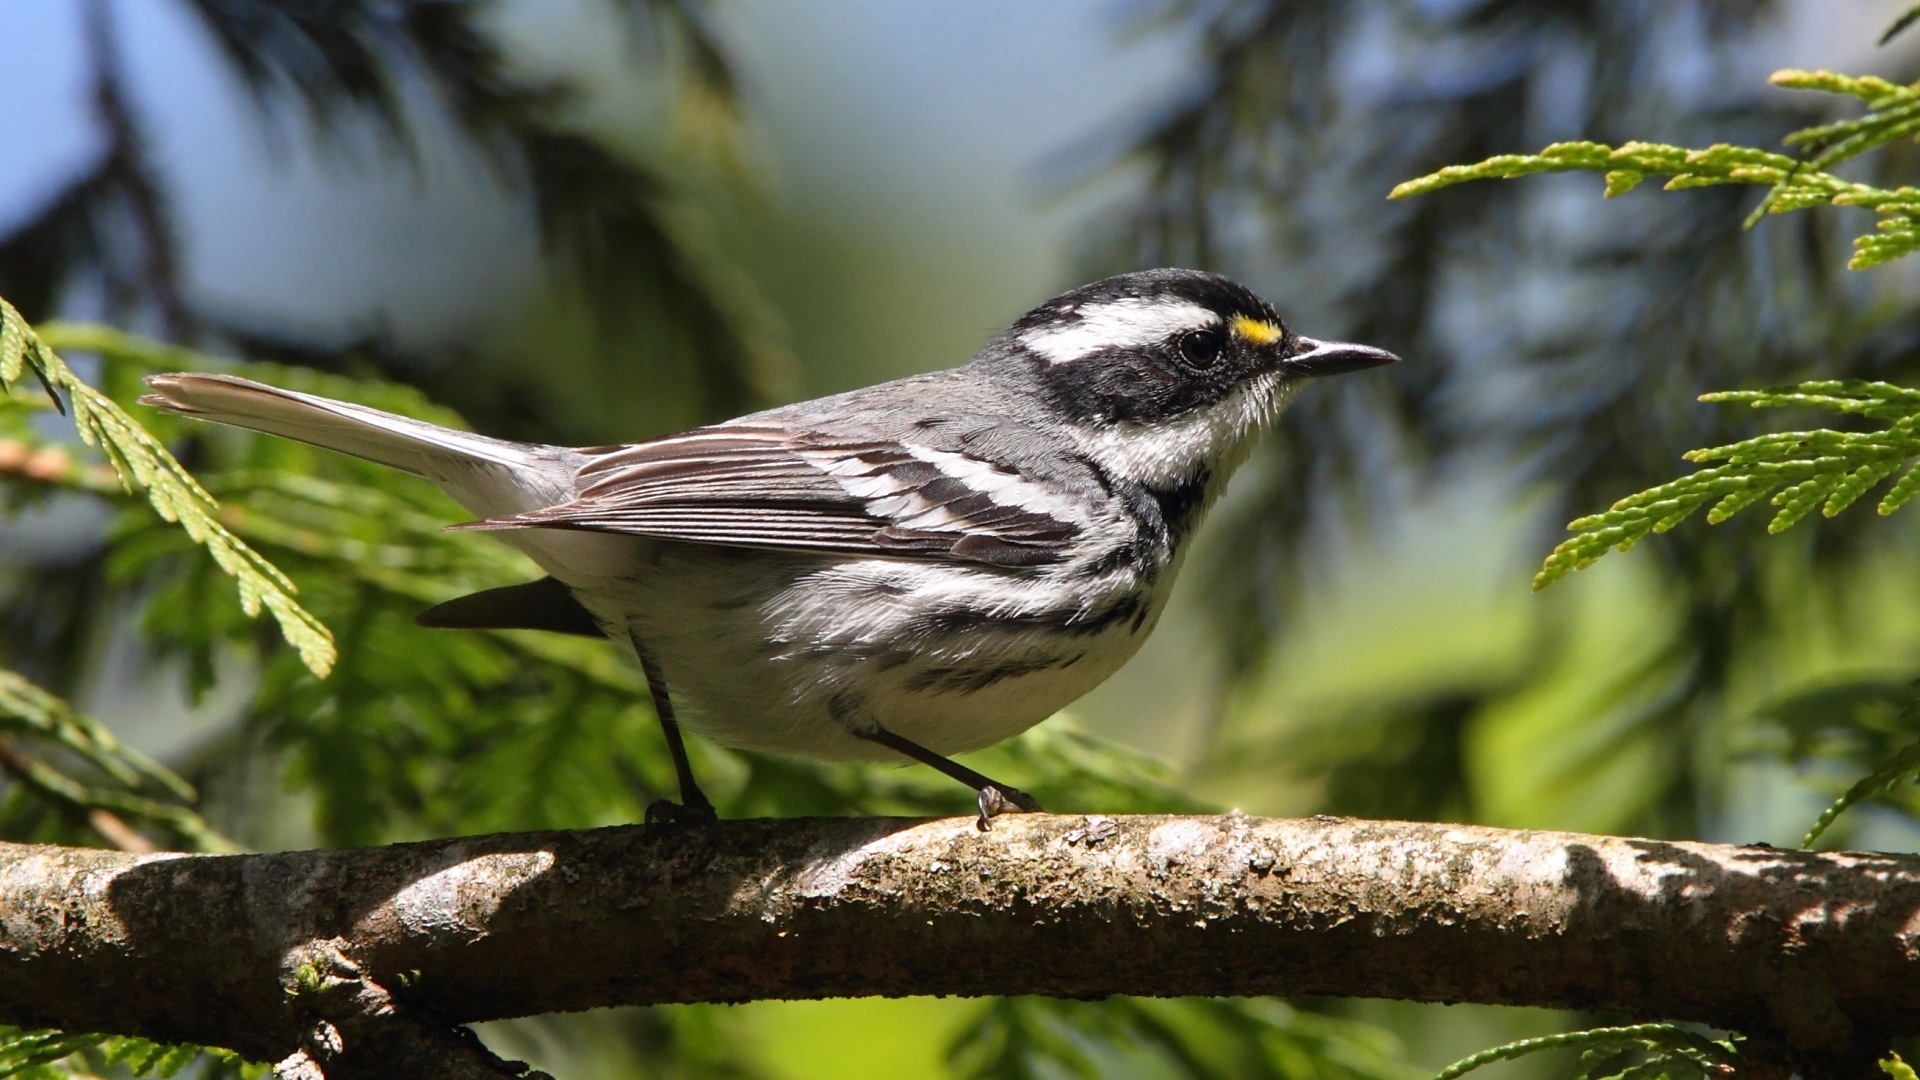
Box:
xmin=909 ymin=591 xmax=1148 ymax=640
xmin=905 ymin=655 xmax=1065 ymax=694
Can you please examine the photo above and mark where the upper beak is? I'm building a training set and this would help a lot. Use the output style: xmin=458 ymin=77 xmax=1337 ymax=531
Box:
xmin=1281 ymin=336 xmax=1401 ymax=378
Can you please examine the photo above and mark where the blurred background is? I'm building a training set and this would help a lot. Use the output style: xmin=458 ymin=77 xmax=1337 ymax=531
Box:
xmin=4 ymin=1 xmax=1920 ymax=1077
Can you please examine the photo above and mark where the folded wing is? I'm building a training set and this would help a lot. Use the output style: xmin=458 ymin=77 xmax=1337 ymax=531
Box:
xmin=452 ymin=424 xmax=1083 ymax=568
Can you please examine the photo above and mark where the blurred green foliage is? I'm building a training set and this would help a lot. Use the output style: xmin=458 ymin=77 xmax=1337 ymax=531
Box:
xmin=949 ymin=998 xmax=1416 ymax=1080
xmin=0 ymin=1025 xmax=264 ymax=1080
xmin=1 ymin=303 xmax=333 ymax=675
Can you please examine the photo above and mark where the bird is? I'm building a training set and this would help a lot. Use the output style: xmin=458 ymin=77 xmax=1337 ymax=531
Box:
xmin=140 ymin=268 xmax=1398 ymax=828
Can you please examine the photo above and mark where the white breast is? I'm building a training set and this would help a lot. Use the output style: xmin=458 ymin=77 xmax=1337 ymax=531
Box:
xmin=582 ymin=542 xmax=1175 ymax=761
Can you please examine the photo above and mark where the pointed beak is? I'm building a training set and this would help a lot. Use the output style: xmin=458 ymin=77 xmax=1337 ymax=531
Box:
xmin=1281 ymin=336 xmax=1401 ymax=378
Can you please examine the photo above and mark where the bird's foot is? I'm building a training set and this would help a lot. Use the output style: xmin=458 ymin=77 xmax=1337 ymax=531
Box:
xmin=975 ymin=784 xmax=1041 ymax=831
xmin=645 ymin=796 xmax=718 ymax=825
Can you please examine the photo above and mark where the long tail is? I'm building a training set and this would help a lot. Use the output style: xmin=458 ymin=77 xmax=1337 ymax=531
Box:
xmin=139 ymin=373 xmax=575 ymax=516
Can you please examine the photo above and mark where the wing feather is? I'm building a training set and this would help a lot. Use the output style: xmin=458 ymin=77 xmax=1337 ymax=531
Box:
xmin=451 ymin=423 xmax=1083 ymax=567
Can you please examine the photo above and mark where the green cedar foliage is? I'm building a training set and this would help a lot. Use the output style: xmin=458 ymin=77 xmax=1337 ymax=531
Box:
xmin=1390 ymin=69 xmax=1920 ymax=589
xmin=0 ymin=1025 xmax=264 ymax=1079
xmin=1 ymin=302 xmax=333 ymax=676
xmin=1385 ymin=17 xmax=1920 ymax=1080
xmin=1390 ymin=54 xmax=1920 ymax=857
xmin=1528 ymin=382 xmax=1920 ymax=589
xmin=1430 ymin=1024 xmax=1740 ymax=1080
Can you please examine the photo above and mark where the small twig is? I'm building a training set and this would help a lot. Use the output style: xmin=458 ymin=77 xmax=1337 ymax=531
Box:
xmin=84 ymin=808 xmax=155 ymax=854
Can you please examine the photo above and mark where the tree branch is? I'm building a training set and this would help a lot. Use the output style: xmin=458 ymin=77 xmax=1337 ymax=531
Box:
xmin=2 ymin=814 xmax=1915 ymax=1074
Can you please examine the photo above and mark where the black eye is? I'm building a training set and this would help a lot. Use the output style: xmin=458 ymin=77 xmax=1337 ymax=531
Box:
xmin=1178 ymin=329 xmax=1222 ymax=368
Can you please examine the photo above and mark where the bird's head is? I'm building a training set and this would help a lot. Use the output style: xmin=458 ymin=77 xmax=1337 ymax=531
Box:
xmin=996 ymin=268 xmax=1399 ymax=489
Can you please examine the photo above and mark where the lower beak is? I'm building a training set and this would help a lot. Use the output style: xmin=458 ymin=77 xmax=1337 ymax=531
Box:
xmin=1281 ymin=336 xmax=1401 ymax=378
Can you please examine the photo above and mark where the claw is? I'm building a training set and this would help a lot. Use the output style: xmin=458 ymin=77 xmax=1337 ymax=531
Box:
xmin=975 ymin=784 xmax=1042 ymax=831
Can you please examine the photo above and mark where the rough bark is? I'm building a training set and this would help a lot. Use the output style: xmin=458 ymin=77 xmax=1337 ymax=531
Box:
xmin=1 ymin=813 xmax=1916 ymax=1076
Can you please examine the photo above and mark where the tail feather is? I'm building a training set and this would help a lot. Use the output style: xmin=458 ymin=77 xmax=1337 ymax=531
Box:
xmin=140 ymin=372 xmax=574 ymax=516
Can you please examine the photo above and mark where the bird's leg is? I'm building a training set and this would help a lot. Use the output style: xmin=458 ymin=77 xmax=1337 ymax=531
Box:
xmin=851 ymin=725 xmax=1041 ymax=831
xmin=630 ymin=633 xmax=717 ymax=824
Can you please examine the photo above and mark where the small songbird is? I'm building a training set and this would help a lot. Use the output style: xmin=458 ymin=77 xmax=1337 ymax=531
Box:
xmin=142 ymin=269 xmax=1398 ymax=827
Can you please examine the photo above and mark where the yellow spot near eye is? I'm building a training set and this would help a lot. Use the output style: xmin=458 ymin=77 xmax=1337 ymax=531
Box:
xmin=1231 ymin=315 xmax=1284 ymax=346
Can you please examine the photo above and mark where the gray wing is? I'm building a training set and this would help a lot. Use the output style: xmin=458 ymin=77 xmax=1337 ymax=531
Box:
xmin=452 ymin=421 xmax=1086 ymax=568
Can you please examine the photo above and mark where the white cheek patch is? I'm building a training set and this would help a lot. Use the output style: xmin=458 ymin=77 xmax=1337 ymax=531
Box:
xmin=1020 ymin=298 xmax=1221 ymax=365
xmin=1070 ymin=373 xmax=1292 ymax=488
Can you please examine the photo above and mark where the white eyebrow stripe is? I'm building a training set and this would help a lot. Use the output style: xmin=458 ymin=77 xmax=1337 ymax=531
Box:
xmin=1019 ymin=299 xmax=1220 ymax=364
